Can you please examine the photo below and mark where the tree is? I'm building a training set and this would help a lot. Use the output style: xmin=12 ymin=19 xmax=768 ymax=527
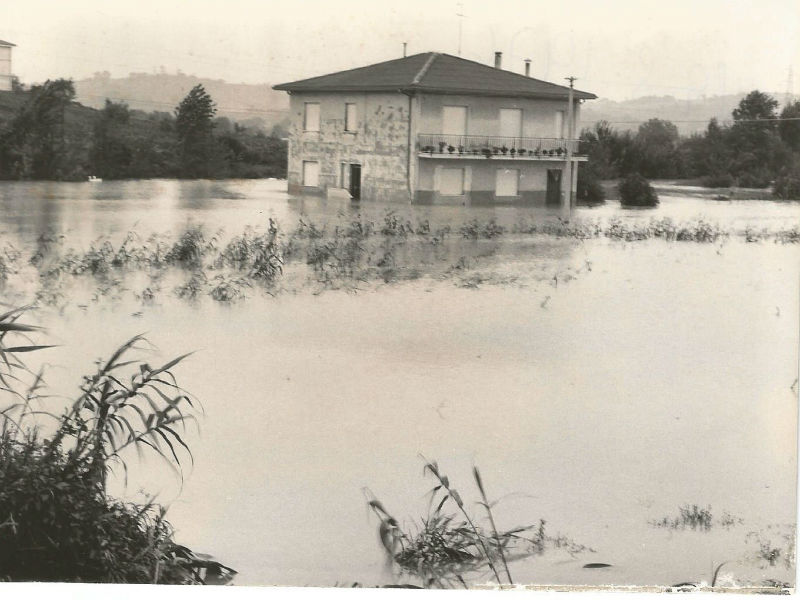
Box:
xmin=773 ymin=156 xmax=800 ymax=199
xmin=90 ymin=100 xmax=133 ymax=178
xmin=174 ymin=84 xmax=219 ymax=178
xmin=1 ymin=79 xmax=78 ymax=179
xmin=578 ymin=120 xmax=641 ymax=179
xmin=778 ymin=100 xmax=800 ymax=152
xmin=635 ymin=119 xmax=680 ymax=178
xmin=727 ymin=91 xmax=790 ymax=187
xmin=732 ymin=90 xmax=778 ymax=125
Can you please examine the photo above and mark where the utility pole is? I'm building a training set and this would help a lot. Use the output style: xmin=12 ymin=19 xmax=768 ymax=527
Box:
xmin=564 ymin=76 xmax=577 ymax=218
xmin=456 ymin=3 xmax=465 ymax=56
xmin=403 ymin=42 xmax=407 ymax=58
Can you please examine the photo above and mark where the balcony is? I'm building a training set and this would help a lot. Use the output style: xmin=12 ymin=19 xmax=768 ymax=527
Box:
xmin=417 ymin=134 xmax=586 ymax=161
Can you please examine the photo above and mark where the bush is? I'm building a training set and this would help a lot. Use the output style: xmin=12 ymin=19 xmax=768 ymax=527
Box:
xmin=576 ymin=169 xmax=606 ymax=204
xmin=773 ymin=167 xmax=800 ymax=200
xmin=0 ymin=309 xmax=235 ymax=584
xmin=618 ymin=173 xmax=659 ymax=207
xmin=700 ymin=172 xmax=734 ymax=188
xmin=736 ymin=169 xmax=772 ymax=189
xmin=0 ymin=430 xmax=200 ymax=583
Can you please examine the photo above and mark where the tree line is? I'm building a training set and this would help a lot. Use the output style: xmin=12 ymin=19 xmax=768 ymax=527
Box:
xmin=0 ymin=80 xmax=287 ymax=181
xmin=578 ymin=90 xmax=800 ymax=201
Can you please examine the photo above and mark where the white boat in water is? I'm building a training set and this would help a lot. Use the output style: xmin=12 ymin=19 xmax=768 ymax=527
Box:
xmin=87 ymin=175 xmax=102 ymax=182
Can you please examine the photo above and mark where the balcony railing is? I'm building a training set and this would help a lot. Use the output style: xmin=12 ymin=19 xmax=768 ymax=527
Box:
xmin=417 ymin=134 xmax=583 ymax=159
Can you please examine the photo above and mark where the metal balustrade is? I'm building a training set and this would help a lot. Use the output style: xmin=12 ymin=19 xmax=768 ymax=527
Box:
xmin=417 ymin=134 xmax=583 ymax=159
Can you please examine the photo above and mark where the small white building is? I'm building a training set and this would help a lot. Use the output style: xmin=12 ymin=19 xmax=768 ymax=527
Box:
xmin=0 ymin=39 xmax=15 ymax=92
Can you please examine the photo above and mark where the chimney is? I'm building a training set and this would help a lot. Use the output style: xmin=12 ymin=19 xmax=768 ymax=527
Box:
xmin=524 ymin=59 xmax=531 ymax=77
xmin=494 ymin=52 xmax=502 ymax=69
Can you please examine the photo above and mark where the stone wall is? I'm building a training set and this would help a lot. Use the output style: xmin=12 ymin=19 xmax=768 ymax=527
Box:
xmin=287 ymin=92 xmax=411 ymax=202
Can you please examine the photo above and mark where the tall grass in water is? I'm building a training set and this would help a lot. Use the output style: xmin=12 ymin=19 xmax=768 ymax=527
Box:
xmin=367 ymin=459 xmax=587 ymax=588
xmin=649 ymin=504 xmax=714 ymax=531
xmin=11 ymin=215 xmax=800 ymax=306
xmin=0 ymin=305 xmax=234 ymax=584
xmin=216 ymin=219 xmax=283 ymax=282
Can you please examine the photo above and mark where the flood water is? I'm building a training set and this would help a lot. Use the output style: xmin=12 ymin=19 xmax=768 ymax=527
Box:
xmin=0 ymin=179 xmax=797 ymax=588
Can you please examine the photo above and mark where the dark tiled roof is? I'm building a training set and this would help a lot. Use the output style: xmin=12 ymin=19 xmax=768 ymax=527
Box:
xmin=273 ymin=52 xmax=596 ymax=100
xmin=0 ymin=39 xmax=15 ymax=47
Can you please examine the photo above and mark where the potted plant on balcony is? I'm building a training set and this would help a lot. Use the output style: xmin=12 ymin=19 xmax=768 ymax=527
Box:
xmin=500 ymin=145 xmax=509 ymax=155
xmin=458 ymin=145 xmax=465 ymax=155
xmin=533 ymin=147 xmax=540 ymax=157
xmin=482 ymin=148 xmax=492 ymax=158
xmin=555 ymin=147 xmax=564 ymax=157
xmin=510 ymin=147 xmax=517 ymax=157
xmin=438 ymin=141 xmax=447 ymax=153
xmin=447 ymin=145 xmax=455 ymax=154
xmin=518 ymin=148 xmax=526 ymax=156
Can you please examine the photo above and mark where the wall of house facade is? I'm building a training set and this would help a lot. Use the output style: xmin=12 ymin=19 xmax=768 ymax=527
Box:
xmin=416 ymin=93 xmax=580 ymax=139
xmin=415 ymin=158 xmax=581 ymax=206
xmin=286 ymin=91 xmax=411 ymax=202
xmin=0 ymin=47 xmax=12 ymax=92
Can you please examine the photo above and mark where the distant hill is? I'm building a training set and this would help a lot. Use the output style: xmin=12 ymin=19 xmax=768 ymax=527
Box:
xmin=581 ymin=93 xmax=796 ymax=135
xmin=74 ymin=72 xmax=290 ymax=132
xmin=72 ymin=73 xmax=794 ymax=138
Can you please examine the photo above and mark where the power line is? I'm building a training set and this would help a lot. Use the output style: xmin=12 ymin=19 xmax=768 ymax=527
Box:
xmin=585 ymin=116 xmax=800 ymax=125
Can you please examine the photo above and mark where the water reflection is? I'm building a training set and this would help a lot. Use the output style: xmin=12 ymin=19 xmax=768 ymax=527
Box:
xmin=0 ymin=178 xmax=798 ymax=252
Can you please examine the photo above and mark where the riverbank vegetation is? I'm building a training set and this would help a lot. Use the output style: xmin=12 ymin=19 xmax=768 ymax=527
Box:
xmin=1 ymin=212 xmax=798 ymax=307
xmin=0 ymin=307 xmax=234 ymax=583
xmin=579 ymin=90 xmax=800 ymax=200
xmin=0 ymin=81 xmax=286 ymax=181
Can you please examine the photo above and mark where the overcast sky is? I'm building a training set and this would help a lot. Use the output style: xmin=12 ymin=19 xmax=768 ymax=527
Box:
xmin=2 ymin=0 xmax=798 ymax=101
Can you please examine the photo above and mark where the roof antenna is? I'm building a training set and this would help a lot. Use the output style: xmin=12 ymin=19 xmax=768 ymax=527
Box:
xmin=456 ymin=2 xmax=465 ymax=56
xmin=403 ymin=42 xmax=407 ymax=58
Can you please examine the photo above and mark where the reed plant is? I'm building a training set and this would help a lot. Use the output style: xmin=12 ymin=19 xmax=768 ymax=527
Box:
xmin=0 ymin=305 xmax=234 ymax=583
xmin=366 ymin=458 xmax=589 ymax=588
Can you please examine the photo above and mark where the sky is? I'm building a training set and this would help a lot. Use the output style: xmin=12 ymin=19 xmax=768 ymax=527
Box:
xmin=2 ymin=0 xmax=799 ymax=101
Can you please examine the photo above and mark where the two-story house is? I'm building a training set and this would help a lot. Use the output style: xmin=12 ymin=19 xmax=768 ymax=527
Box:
xmin=273 ymin=51 xmax=596 ymax=207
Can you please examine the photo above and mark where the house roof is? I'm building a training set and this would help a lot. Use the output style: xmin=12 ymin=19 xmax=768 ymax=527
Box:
xmin=0 ymin=39 xmax=15 ymax=47
xmin=273 ymin=52 xmax=596 ymax=100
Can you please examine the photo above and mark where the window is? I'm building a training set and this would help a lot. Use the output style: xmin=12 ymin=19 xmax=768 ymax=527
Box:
xmin=439 ymin=168 xmax=465 ymax=196
xmin=302 ymin=161 xmax=320 ymax=187
xmin=499 ymin=108 xmax=522 ymax=139
xmin=442 ymin=106 xmax=467 ymax=136
xmin=345 ymin=103 xmax=357 ymax=132
xmin=555 ymin=110 xmax=565 ymax=139
xmin=496 ymin=168 xmax=519 ymax=197
xmin=304 ymin=102 xmax=320 ymax=132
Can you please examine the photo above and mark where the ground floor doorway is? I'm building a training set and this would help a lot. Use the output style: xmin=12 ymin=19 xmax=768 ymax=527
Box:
xmin=546 ymin=169 xmax=562 ymax=206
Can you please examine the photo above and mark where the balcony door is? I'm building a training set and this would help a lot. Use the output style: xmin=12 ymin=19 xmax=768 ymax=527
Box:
xmin=442 ymin=106 xmax=467 ymax=138
xmin=499 ymin=108 xmax=522 ymax=141
xmin=554 ymin=110 xmax=565 ymax=139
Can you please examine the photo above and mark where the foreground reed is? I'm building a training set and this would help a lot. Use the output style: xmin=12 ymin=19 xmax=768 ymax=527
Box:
xmin=366 ymin=458 xmax=590 ymax=588
xmin=0 ymin=305 xmax=234 ymax=584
